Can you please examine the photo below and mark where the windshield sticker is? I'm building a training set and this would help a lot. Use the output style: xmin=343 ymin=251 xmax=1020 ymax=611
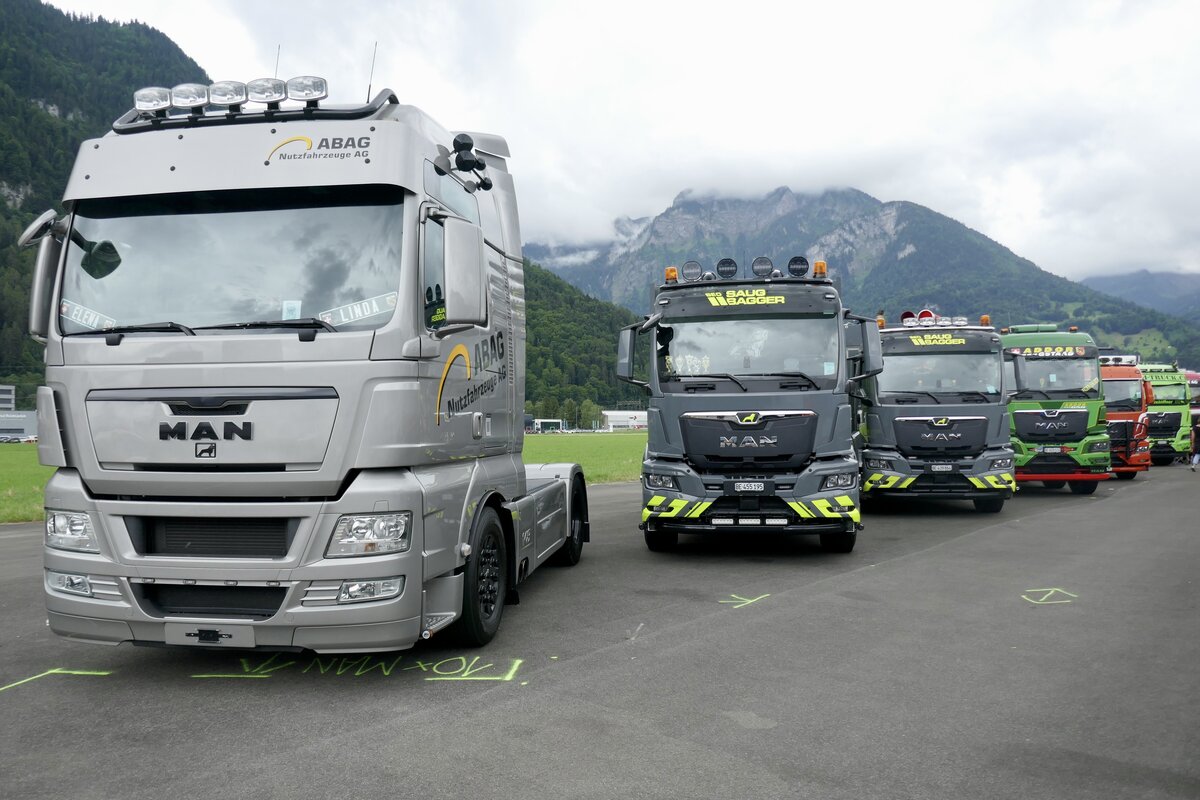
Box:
xmin=59 ymin=299 xmax=115 ymax=330
xmin=705 ymin=288 xmax=785 ymax=307
xmin=823 ymin=362 xmax=835 ymax=375
xmin=1011 ymin=346 xmax=1089 ymax=357
xmin=281 ymin=300 xmax=302 ymax=320
xmin=908 ymin=333 xmax=966 ymax=346
xmin=319 ymin=293 xmax=398 ymax=325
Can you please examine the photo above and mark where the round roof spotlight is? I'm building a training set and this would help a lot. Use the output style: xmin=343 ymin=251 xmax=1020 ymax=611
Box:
xmin=716 ymin=258 xmax=739 ymax=279
xmin=134 ymin=86 xmax=171 ymax=113
xmin=247 ymin=78 xmax=287 ymax=105
xmin=899 ymin=310 xmax=917 ymax=324
xmin=751 ymin=256 xmax=774 ymax=277
xmin=787 ymin=256 xmax=810 ymax=277
xmin=209 ymin=81 xmax=248 ymax=109
xmin=917 ymin=308 xmax=936 ymax=326
xmin=286 ymin=75 xmax=328 ymax=104
xmin=681 ymin=260 xmax=703 ymax=281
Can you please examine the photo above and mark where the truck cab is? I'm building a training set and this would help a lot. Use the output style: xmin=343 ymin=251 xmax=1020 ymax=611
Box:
xmin=1139 ymin=363 xmax=1192 ymax=465
xmin=861 ymin=311 xmax=1015 ymax=513
xmin=617 ymin=257 xmax=882 ymax=554
xmin=1001 ymin=324 xmax=1111 ymax=493
xmin=1099 ymin=354 xmax=1152 ymax=479
xmin=20 ymin=78 xmax=587 ymax=653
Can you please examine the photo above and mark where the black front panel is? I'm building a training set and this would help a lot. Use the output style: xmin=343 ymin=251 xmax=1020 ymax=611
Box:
xmin=132 ymin=517 xmax=291 ymax=557
xmin=1146 ymin=412 xmax=1182 ymax=439
xmin=1013 ymin=410 xmax=1089 ymax=442
xmin=1107 ymin=420 xmax=1136 ymax=456
xmin=140 ymin=585 xmax=286 ymax=618
xmin=893 ymin=417 xmax=988 ymax=458
xmin=680 ymin=413 xmax=816 ymax=473
xmin=1022 ymin=455 xmax=1083 ymax=474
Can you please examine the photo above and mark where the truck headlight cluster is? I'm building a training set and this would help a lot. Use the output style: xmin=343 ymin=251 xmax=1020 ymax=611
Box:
xmin=45 ymin=511 xmax=100 ymax=553
xmin=46 ymin=571 xmax=92 ymax=597
xmin=338 ymin=577 xmax=404 ymax=604
xmin=864 ymin=458 xmax=892 ymax=471
xmin=326 ymin=513 xmax=412 ymax=558
xmin=1085 ymin=441 xmax=1110 ymax=453
xmin=990 ymin=457 xmax=1014 ymax=470
xmin=645 ymin=474 xmax=678 ymax=490
xmin=821 ymin=472 xmax=858 ymax=491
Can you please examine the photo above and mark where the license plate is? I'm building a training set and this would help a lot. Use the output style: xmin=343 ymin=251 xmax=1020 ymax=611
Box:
xmin=165 ymin=622 xmax=255 ymax=647
xmin=930 ymin=464 xmax=953 ymax=473
xmin=1040 ymin=446 xmax=1062 ymax=454
xmin=733 ymin=481 xmax=765 ymax=493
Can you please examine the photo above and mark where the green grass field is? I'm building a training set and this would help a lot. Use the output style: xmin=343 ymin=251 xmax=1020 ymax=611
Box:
xmin=0 ymin=432 xmax=646 ymax=524
xmin=0 ymin=445 xmax=54 ymax=524
xmin=523 ymin=431 xmax=646 ymax=484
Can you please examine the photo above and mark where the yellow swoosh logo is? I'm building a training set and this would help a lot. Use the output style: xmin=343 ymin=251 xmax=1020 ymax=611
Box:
xmin=435 ymin=344 xmax=472 ymax=425
xmin=267 ymin=136 xmax=313 ymax=160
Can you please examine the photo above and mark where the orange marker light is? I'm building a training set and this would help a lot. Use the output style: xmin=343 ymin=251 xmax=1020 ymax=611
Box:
xmin=813 ymin=260 xmax=827 ymax=278
xmin=1069 ymin=325 xmax=1078 ymax=332
xmin=876 ymin=316 xmax=886 ymax=329
xmin=665 ymin=266 xmax=678 ymax=283
xmin=980 ymin=314 xmax=991 ymax=326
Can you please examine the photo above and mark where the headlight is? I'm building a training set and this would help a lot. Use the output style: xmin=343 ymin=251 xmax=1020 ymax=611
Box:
xmin=1086 ymin=441 xmax=1110 ymax=453
xmin=864 ymin=458 xmax=892 ymax=471
xmin=645 ymin=473 xmax=678 ymax=490
xmin=821 ymin=472 xmax=858 ymax=491
xmin=990 ymin=457 xmax=1014 ymax=470
xmin=45 ymin=511 xmax=100 ymax=553
xmin=326 ymin=513 xmax=412 ymax=558
xmin=338 ymin=576 xmax=404 ymax=604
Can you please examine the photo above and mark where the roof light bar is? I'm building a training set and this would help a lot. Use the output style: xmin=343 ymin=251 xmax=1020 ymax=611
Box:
xmin=751 ymin=256 xmax=773 ymax=277
xmin=681 ymin=260 xmax=703 ymax=281
xmin=247 ymin=77 xmax=287 ymax=105
xmin=716 ymin=258 xmax=738 ymax=279
xmin=787 ymin=256 xmax=809 ymax=277
xmin=134 ymin=86 xmax=171 ymax=113
xmin=170 ymin=83 xmax=209 ymax=110
xmin=209 ymin=81 xmax=248 ymax=108
xmin=287 ymin=75 xmax=328 ymax=105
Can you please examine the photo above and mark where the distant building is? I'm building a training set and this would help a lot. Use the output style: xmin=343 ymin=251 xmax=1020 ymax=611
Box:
xmin=0 ymin=385 xmax=14 ymax=411
xmin=532 ymin=418 xmax=565 ymax=433
xmin=602 ymin=410 xmax=647 ymax=431
xmin=0 ymin=410 xmax=37 ymax=439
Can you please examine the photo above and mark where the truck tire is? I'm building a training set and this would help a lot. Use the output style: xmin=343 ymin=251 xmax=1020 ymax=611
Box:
xmin=551 ymin=475 xmax=586 ymax=566
xmin=973 ymin=496 xmax=1005 ymax=513
xmin=1151 ymin=455 xmax=1175 ymax=467
xmin=455 ymin=507 xmax=507 ymax=647
xmin=1068 ymin=481 xmax=1098 ymax=495
xmin=644 ymin=528 xmax=678 ymax=552
xmin=1115 ymin=471 xmax=1137 ymax=481
xmin=819 ymin=531 xmax=856 ymax=553
xmin=1041 ymin=480 xmax=1066 ymax=489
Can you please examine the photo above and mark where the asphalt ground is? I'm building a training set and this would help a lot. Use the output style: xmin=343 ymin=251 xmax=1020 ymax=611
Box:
xmin=1 ymin=468 xmax=1198 ymax=799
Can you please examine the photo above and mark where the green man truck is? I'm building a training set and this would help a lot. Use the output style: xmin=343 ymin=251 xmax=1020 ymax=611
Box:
xmin=1001 ymin=324 xmax=1110 ymax=493
xmin=1138 ymin=363 xmax=1192 ymax=465
xmin=20 ymin=77 xmax=588 ymax=653
xmin=861 ymin=310 xmax=1016 ymax=513
xmin=616 ymin=256 xmax=883 ymax=554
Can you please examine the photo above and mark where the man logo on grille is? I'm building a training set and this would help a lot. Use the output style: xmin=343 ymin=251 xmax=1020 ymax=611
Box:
xmin=736 ymin=412 xmax=761 ymax=425
xmin=196 ymin=443 xmax=217 ymax=458
xmin=930 ymin=418 xmax=950 ymax=427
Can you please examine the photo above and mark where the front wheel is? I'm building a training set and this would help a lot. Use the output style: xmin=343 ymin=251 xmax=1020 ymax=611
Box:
xmin=1042 ymin=480 xmax=1066 ymax=489
xmin=1068 ymin=481 xmax=1099 ymax=495
xmin=973 ymin=496 xmax=1005 ymax=513
xmin=455 ymin=508 xmax=507 ymax=647
xmin=819 ymin=531 xmax=857 ymax=553
xmin=551 ymin=475 xmax=587 ymax=566
xmin=1115 ymin=471 xmax=1137 ymax=481
xmin=644 ymin=528 xmax=678 ymax=552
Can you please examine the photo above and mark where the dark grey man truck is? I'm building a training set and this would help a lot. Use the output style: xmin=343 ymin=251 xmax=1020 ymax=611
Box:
xmin=20 ymin=77 xmax=587 ymax=653
xmin=617 ymin=257 xmax=882 ymax=553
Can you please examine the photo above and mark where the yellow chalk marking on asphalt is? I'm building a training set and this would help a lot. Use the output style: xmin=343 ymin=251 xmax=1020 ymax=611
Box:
xmin=1022 ymin=588 xmax=1078 ymax=605
xmin=0 ymin=667 xmax=112 ymax=693
xmin=719 ymin=594 xmax=770 ymax=609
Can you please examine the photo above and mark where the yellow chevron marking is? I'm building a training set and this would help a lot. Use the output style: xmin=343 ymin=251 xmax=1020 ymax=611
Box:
xmin=898 ymin=477 xmax=917 ymax=489
xmin=686 ymin=501 xmax=712 ymax=518
xmin=658 ymin=499 xmax=690 ymax=518
xmin=967 ymin=476 xmax=988 ymax=489
xmin=787 ymin=500 xmax=816 ymax=519
xmin=642 ymin=495 xmax=666 ymax=522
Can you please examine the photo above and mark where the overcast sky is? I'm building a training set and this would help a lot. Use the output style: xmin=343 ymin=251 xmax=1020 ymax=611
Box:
xmin=46 ymin=0 xmax=1200 ymax=279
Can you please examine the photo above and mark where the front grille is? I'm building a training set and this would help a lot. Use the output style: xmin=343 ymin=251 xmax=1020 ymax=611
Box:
xmin=680 ymin=413 xmax=817 ymax=474
xmin=1014 ymin=410 xmax=1089 ymax=442
xmin=140 ymin=585 xmax=285 ymax=618
xmin=130 ymin=517 xmax=291 ymax=557
xmin=1146 ymin=412 xmax=1182 ymax=439
xmin=1022 ymin=455 xmax=1082 ymax=474
xmin=908 ymin=474 xmax=974 ymax=493
xmin=893 ymin=417 xmax=988 ymax=458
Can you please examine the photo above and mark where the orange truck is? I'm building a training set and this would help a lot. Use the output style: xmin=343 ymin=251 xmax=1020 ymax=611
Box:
xmin=1099 ymin=354 xmax=1152 ymax=479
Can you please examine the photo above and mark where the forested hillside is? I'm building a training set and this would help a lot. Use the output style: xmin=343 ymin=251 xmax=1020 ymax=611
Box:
xmin=0 ymin=0 xmax=208 ymax=404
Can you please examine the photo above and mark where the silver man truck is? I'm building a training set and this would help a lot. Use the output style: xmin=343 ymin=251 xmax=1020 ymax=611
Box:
xmin=616 ymin=257 xmax=882 ymax=553
xmin=20 ymin=77 xmax=588 ymax=653
xmin=860 ymin=311 xmax=1017 ymax=513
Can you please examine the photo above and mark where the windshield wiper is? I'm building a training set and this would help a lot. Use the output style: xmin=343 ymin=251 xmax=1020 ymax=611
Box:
xmin=1047 ymin=389 xmax=1093 ymax=399
xmin=1013 ymin=389 xmax=1051 ymax=399
xmin=198 ymin=318 xmax=337 ymax=332
xmin=67 ymin=321 xmax=195 ymax=337
xmin=882 ymin=390 xmax=941 ymax=403
xmin=688 ymin=373 xmax=748 ymax=392
xmin=951 ymin=390 xmax=998 ymax=402
xmin=740 ymin=371 xmax=820 ymax=389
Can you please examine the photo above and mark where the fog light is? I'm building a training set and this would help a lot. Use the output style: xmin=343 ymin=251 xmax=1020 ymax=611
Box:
xmin=326 ymin=513 xmax=412 ymax=558
xmin=338 ymin=576 xmax=403 ymax=604
xmin=45 ymin=511 xmax=100 ymax=553
xmin=645 ymin=474 xmax=678 ymax=490
xmin=47 ymin=571 xmax=92 ymax=597
xmin=765 ymin=518 xmax=788 ymax=526
xmin=712 ymin=518 xmax=735 ymax=526
xmin=737 ymin=517 xmax=761 ymax=525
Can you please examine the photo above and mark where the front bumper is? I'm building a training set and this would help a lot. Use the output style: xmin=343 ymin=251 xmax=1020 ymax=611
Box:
xmin=1012 ymin=437 xmax=1111 ymax=481
xmin=860 ymin=449 xmax=1015 ymax=500
xmin=40 ymin=469 xmax=432 ymax=653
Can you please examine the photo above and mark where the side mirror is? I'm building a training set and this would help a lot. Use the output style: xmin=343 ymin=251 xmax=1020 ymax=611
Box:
xmin=441 ymin=216 xmax=487 ymax=329
xmin=616 ymin=324 xmax=641 ymax=385
xmin=851 ymin=319 xmax=883 ymax=380
xmin=28 ymin=226 xmax=63 ymax=341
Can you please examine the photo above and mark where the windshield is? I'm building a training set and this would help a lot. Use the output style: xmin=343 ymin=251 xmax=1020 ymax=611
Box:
xmin=1102 ymin=379 xmax=1142 ymax=410
xmin=876 ymin=352 xmax=1002 ymax=401
xmin=60 ymin=185 xmax=404 ymax=334
xmin=1150 ymin=382 xmax=1190 ymax=403
xmin=1020 ymin=357 xmax=1101 ymax=397
xmin=657 ymin=315 xmax=840 ymax=386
